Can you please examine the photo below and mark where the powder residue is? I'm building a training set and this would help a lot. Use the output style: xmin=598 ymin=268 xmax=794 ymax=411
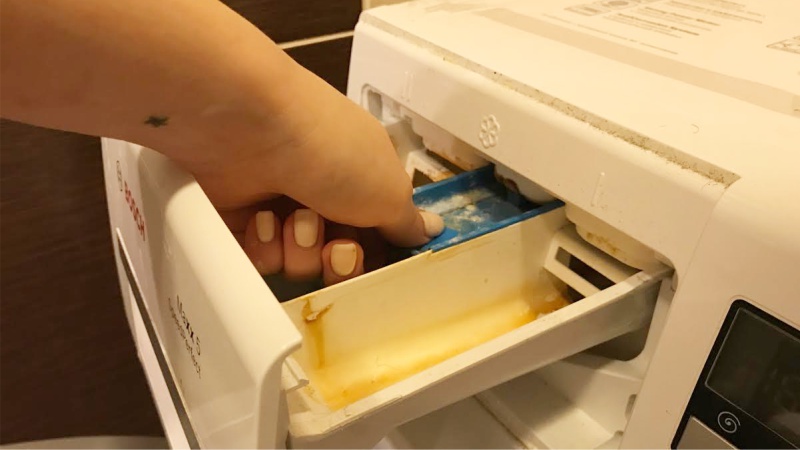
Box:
xmin=417 ymin=187 xmax=494 ymax=215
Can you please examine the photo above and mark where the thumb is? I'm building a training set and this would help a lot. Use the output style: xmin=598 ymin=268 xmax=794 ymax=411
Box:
xmin=283 ymin=157 xmax=445 ymax=248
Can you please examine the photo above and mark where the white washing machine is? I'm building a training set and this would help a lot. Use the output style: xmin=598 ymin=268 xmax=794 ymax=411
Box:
xmin=101 ymin=1 xmax=800 ymax=448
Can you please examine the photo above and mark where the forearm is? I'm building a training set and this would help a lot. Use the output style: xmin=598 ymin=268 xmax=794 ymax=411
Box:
xmin=0 ymin=0 xmax=306 ymax=169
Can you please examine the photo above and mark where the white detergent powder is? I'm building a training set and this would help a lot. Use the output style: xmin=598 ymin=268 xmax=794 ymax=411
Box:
xmin=446 ymin=204 xmax=491 ymax=225
xmin=418 ymin=188 xmax=494 ymax=215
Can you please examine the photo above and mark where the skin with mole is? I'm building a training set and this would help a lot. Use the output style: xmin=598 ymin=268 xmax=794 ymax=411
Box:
xmin=1 ymin=0 xmax=443 ymax=288
xmin=144 ymin=115 xmax=169 ymax=127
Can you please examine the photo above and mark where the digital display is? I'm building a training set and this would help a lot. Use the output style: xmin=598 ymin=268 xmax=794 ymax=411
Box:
xmin=706 ymin=308 xmax=800 ymax=446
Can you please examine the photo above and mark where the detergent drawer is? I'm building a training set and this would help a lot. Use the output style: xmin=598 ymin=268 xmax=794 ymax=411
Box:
xmin=279 ymin=204 xmax=670 ymax=448
xmin=104 ymin=141 xmax=670 ymax=449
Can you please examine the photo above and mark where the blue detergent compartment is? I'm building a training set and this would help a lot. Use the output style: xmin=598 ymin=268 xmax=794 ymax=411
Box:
xmin=412 ymin=165 xmax=563 ymax=254
xmin=268 ymin=166 xmax=564 ymax=301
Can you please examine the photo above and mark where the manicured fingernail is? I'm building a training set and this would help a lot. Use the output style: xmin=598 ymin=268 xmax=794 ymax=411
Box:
xmin=331 ymin=243 xmax=357 ymax=276
xmin=294 ymin=209 xmax=319 ymax=248
xmin=255 ymin=211 xmax=275 ymax=243
xmin=420 ymin=210 xmax=444 ymax=238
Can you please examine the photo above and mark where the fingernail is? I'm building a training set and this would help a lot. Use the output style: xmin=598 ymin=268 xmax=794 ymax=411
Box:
xmin=331 ymin=243 xmax=357 ymax=276
xmin=420 ymin=210 xmax=444 ymax=238
xmin=294 ymin=209 xmax=319 ymax=248
xmin=255 ymin=211 xmax=275 ymax=243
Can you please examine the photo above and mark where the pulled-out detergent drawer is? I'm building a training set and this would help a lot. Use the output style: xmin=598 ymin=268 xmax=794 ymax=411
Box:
xmin=103 ymin=140 xmax=669 ymax=449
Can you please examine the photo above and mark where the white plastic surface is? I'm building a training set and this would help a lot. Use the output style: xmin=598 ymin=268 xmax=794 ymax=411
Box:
xmin=102 ymin=141 xmax=302 ymax=448
xmin=476 ymin=280 xmax=675 ymax=449
xmin=348 ymin=2 xmax=799 ymax=447
xmin=623 ymin=176 xmax=800 ymax=447
xmin=351 ymin=0 xmax=800 ymax=274
xmin=378 ymin=397 xmax=524 ymax=449
xmin=479 ymin=372 xmax=615 ymax=449
xmin=124 ymin=273 xmax=191 ymax=450
xmin=348 ymin=16 xmax=725 ymax=281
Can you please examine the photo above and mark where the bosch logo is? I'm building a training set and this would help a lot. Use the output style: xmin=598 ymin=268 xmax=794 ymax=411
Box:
xmin=123 ymin=181 xmax=146 ymax=242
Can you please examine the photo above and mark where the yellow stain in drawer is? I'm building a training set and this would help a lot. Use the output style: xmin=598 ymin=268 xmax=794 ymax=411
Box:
xmin=303 ymin=288 xmax=570 ymax=410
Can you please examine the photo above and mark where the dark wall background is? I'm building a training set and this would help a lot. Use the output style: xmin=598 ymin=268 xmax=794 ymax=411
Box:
xmin=0 ymin=1 xmax=359 ymax=444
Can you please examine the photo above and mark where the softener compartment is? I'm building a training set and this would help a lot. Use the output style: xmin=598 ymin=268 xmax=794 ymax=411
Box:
xmin=272 ymin=113 xmax=671 ymax=446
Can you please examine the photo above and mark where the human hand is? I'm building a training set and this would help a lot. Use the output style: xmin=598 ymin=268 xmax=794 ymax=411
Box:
xmin=185 ymin=64 xmax=444 ymax=286
xmin=0 ymin=0 xmax=443 ymax=288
